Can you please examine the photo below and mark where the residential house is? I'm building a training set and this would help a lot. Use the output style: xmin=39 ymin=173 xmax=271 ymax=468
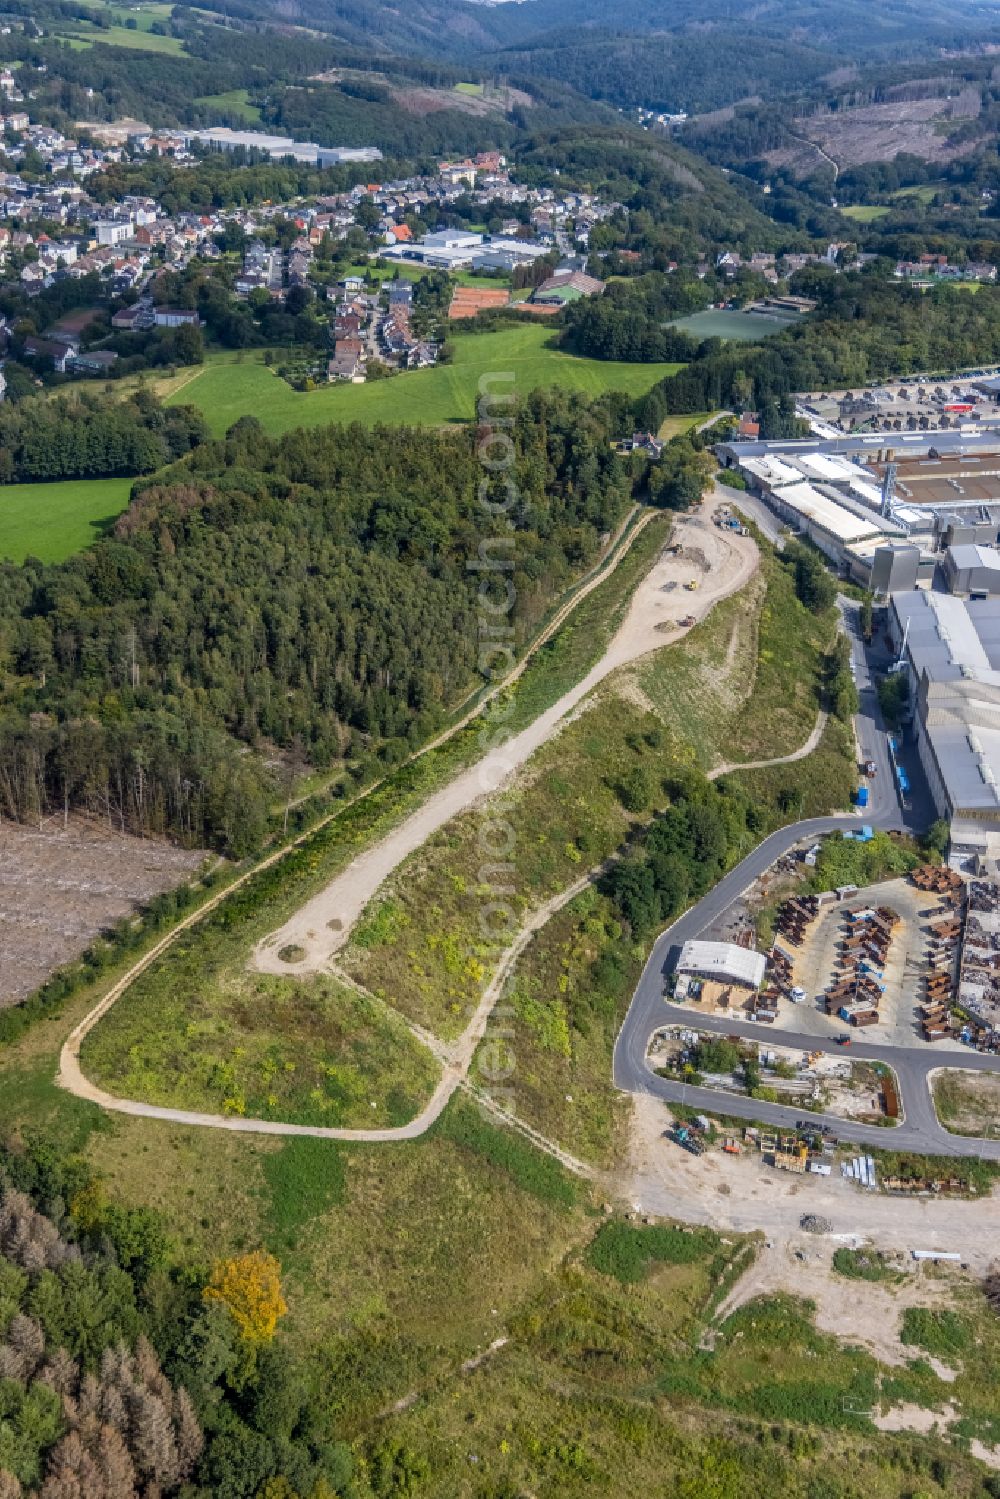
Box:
xmin=23 ymin=335 xmax=75 ymax=371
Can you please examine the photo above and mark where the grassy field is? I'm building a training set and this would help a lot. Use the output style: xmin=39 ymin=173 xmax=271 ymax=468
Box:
xmin=81 ymin=963 xmax=440 ymax=1127
xmin=932 ymin=1069 xmax=1000 ymax=1138
xmin=0 ymin=476 xmax=133 ymax=563
xmin=194 ymin=87 xmax=261 ymax=122
xmin=162 ymin=328 xmax=682 ymax=436
xmin=840 ymin=204 xmax=891 ymax=222
xmin=891 ymin=184 xmax=940 ymax=205
xmin=657 ymin=411 xmax=716 ymax=440
xmin=64 ymin=21 xmax=187 ymax=52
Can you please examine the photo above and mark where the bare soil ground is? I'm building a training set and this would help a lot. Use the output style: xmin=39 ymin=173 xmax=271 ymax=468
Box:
xmin=0 ymin=817 xmax=203 ymax=1007
xmin=393 ymin=84 xmax=532 ymax=118
xmin=712 ymin=1234 xmax=956 ymax=1368
xmin=624 ymin=1092 xmax=1000 ymax=1273
xmin=769 ymin=94 xmax=982 ymax=174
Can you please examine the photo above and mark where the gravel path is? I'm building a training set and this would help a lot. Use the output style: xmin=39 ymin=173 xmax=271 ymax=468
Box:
xmin=255 ymin=504 xmax=758 ymax=977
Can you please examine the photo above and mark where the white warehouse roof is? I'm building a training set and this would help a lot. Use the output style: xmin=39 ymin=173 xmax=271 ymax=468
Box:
xmin=676 ymin=940 xmax=766 ymax=989
xmin=777 ymin=482 xmax=881 ymax=542
xmin=741 ymin=456 xmax=802 ymax=488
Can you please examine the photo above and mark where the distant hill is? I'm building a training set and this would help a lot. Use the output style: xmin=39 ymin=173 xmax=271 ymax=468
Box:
xmin=177 ymin=0 xmax=1000 ymax=112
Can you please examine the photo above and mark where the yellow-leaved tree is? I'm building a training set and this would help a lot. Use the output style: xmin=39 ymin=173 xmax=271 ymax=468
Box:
xmin=203 ymin=1250 xmax=288 ymax=1344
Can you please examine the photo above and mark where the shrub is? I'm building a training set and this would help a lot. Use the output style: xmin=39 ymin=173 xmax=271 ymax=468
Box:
xmin=586 ymin=1220 xmax=721 ymax=1283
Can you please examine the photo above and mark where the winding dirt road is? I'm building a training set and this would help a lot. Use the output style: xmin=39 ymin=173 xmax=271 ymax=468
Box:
xmin=255 ymin=504 xmax=758 ymax=977
xmin=58 ymin=501 xmax=760 ymax=1139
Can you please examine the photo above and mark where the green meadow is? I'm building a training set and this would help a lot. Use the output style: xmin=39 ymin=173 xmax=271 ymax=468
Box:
xmin=164 ymin=324 xmax=683 ymax=436
xmin=0 ymin=477 xmax=133 ymax=563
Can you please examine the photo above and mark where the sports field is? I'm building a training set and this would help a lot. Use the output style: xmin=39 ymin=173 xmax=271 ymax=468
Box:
xmin=164 ymin=325 xmax=683 ymax=436
xmin=0 ymin=478 xmax=133 ymax=564
xmin=669 ymin=309 xmax=798 ymax=342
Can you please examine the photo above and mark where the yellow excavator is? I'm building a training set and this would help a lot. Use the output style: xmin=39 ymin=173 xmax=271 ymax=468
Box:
xmin=684 ymin=579 xmax=699 ymax=592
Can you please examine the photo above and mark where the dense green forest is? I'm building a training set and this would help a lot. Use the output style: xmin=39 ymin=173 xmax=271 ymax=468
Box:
xmin=0 ymin=393 xmax=631 ymax=853
xmin=172 ymin=0 xmax=1000 ymax=112
xmin=558 ymin=273 xmax=714 ymax=362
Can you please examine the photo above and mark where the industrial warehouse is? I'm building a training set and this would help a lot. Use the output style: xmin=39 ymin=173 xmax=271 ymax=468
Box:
xmin=889 ymin=589 xmax=1000 ymax=861
xmin=718 ymin=428 xmax=1000 ymax=595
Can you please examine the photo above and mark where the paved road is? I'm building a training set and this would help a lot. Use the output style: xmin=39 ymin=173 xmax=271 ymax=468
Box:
xmin=613 ymin=597 xmax=995 ymax=1157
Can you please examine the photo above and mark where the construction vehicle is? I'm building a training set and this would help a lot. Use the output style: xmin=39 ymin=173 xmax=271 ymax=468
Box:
xmin=667 ymin=1125 xmax=704 ymax=1156
xmin=679 ymin=614 xmax=697 ymax=627
xmin=685 ymin=579 xmax=699 ymax=592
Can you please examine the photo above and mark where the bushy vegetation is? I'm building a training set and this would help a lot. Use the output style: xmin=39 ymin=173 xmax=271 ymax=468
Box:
xmin=587 ymin=1220 xmax=721 ymax=1283
xmin=901 ymin=1306 xmax=973 ymax=1362
xmin=810 ymin=830 xmax=921 ymax=892
xmin=832 ymin=1247 xmax=900 ymax=1283
xmin=0 ymin=1139 xmax=354 ymax=1497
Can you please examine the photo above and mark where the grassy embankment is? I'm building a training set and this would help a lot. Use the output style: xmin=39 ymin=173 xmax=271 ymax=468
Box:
xmin=77 ymin=514 xmax=674 ymax=1124
xmin=330 ymin=544 xmax=851 ymax=1164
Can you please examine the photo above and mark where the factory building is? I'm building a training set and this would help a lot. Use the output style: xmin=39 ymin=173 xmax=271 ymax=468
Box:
xmin=182 ymin=128 xmax=381 ymax=166
xmin=890 ymin=591 xmax=1000 ymax=862
xmin=736 ymin=453 xmax=906 ymax=566
xmin=719 ymin=432 xmax=1000 ymax=583
xmin=942 ymin=544 xmax=1000 ymax=598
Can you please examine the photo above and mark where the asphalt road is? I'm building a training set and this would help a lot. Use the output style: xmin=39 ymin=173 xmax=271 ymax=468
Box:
xmin=613 ymin=597 xmax=997 ymax=1157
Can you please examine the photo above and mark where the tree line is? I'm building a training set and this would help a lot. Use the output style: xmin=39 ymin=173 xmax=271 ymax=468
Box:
xmin=0 ymin=1138 xmax=355 ymax=1497
xmin=0 ymin=391 xmax=632 ymax=853
xmin=0 ymin=391 xmax=207 ymax=485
